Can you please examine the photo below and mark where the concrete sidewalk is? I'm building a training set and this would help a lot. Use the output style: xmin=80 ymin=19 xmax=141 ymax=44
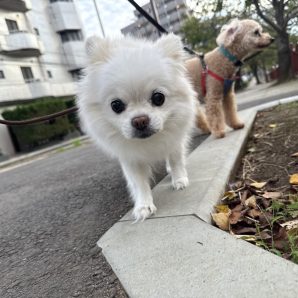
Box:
xmin=98 ymin=96 xmax=298 ymax=298
xmin=0 ymin=135 xmax=90 ymax=170
xmin=237 ymin=79 xmax=298 ymax=110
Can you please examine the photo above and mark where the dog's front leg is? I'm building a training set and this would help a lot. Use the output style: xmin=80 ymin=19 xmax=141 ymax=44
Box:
xmin=168 ymin=144 xmax=189 ymax=190
xmin=223 ymin=89 xmax=244 ymax=130
xmin=205 ymin=95 xmax=226 ymax=138
xmin=121 ymin=161 xmax=156 ymax=222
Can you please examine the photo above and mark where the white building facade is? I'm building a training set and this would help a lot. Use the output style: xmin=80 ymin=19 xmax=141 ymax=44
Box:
xmin=0 ymin=0 xmax=89 ymax=157
xmin=121 ymin=0 xmax=189 ymax=40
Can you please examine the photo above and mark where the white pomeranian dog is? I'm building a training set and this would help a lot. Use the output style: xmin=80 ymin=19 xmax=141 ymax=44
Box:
xmin=77 ymin=34 xmax=197 ymax=221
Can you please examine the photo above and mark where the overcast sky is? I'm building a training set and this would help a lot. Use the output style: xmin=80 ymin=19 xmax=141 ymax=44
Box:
xmin=76 ymin=0 xmax=148 ymax=38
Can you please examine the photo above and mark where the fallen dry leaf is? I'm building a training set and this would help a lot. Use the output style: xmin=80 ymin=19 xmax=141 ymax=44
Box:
xmin=280 ymin=219 xmax=298 ymax=230
xmin=289 ymin=174 xmax=298 ymax=185
xmin=211 ymin=212 xmax=230 ymax=231
xmin=239 ymin=189 xmax=248 ymax=204
xmin=259 ymin=230 xmax=272 ymax=240
xmin=250 ymin=181 xmax=267 ymax=189
xmin=269 ymin=123 xmax=277 ymax=128
xmin=261 ymin=197 xmax=271 ymax=208
xmin=248 ymin=147 xmax=256 ymax=153
xmin=245 ymin=195 xmax=257 ymax=208
xmin=259 ymin=212 xmax=273 ymax=228
xmin=291 ymin=152 xmax=298 ymax=157
xmin=232 ymin=226 xmax=257 ymax=234
xmin=263 ymin=191 xmax=282 ymax=200
xmin=215 ymin=204 xmax=230 ymax=213
xmin=235 ymin=235 xmax=257 ymax=242
xmin=233 ymin=204 xmax=244 ymax=212
xmin=229 ymin=210 xmax=242 ymax=224
xmin=273 ymin=227 xmax=288 ymax=251
xmin=222 ymin=191 xmax=237 ymax=201
xmin=248 ymin=209 xmax=261 ymax=218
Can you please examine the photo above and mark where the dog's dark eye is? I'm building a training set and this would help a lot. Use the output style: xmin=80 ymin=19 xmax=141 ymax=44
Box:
xmin=151 ymin=92 xmax=165 ymax=107
xmin=254 ymin=30 xmax=261 ymax=36
xmin=111 ymin=99 xmax=126 ymax=114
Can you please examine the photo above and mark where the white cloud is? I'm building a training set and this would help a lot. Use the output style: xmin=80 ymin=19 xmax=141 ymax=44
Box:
xmin=76 ymin=0 xmax=148 ymax=38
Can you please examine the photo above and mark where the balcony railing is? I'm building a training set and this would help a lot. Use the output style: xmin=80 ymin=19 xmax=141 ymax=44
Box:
xmin=0 ymin=0 xmax=31 ymax=12
xmin=0 ymin=31 xmax=43 ymax=57
xmin=62 ymin=40 xmax=87 ymax=70
xmin=0 ymin=81 xmax=75 ymax=103
xmin=50 ymin=1 xmax=81 ymax=32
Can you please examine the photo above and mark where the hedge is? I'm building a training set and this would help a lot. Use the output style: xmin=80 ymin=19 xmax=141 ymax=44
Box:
xmin=2 ymin=98 xmax=77 ymax=152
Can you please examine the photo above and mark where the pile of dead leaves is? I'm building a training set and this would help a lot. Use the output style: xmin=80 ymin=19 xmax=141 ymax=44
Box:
xmin=212 ymin=175 xmax=298 ymax=263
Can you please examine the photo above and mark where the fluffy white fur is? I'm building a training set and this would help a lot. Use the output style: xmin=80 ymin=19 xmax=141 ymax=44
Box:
xmin=77 ymin=34 xmax=197 ymax=221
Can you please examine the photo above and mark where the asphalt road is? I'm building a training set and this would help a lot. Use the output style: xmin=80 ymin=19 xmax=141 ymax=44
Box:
xmin=0 ymin=144 xmax=131 ymax=298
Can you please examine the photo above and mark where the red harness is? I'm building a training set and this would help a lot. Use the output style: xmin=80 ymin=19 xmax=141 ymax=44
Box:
xmin=201 ymin=67 xmax=224 ymax=97
xmin=198 ymin=53 xmax=239 ymax=97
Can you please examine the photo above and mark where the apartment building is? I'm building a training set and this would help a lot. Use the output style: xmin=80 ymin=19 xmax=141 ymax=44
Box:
xmin=121 ymin=0 xmax=189 ymax=40
xmin=0 ymin=0 xmax=90 ymax=156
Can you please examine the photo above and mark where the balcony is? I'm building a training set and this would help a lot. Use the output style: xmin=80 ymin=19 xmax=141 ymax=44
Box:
xmin=0 ymin=0 xmax=31 ymax=12
xmin=0 ymin=31 xmax=43 ymax=57
xmin=50 ymin=1 xmax=81 ymax=32
xmin=62 ymin=41 xmax=87 ymax=70
xmin=0 ymin=81 xmax=75 ymax=103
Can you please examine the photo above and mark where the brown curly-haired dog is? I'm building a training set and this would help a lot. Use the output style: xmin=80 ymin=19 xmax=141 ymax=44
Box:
xmin=186 ymin=19 xmax=274 ymax=138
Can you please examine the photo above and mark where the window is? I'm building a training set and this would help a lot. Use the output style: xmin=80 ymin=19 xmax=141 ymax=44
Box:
xmin=59 ymin=30 xmax=83 ymax=43
xmin=5 ymin=19 xmax=19 ymax=33
xmin=21 ymin=67 xmax=34 ymax=83
xmin=34 ymin=28 xmax=40 ymax=36
xmin=70 ymin=69 xmax=82 ymax=81
xmin=0 ymin=70 xmax=5 ymax=79
xmin=47 ymin=70 xmax=53 ymax=78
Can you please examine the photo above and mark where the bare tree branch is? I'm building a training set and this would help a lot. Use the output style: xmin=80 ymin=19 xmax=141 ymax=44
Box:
xmin=285 ymin=6 xmax=298 ymax=23
xmin=252 ymin=0 xmax=283 ymax=34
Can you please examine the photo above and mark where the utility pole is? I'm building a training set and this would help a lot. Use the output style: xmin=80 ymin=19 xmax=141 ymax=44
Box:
xmin=149 ymin=0 xmax=161 ymax=36
xmin=92 ymin=0 xmax=105 ymax=37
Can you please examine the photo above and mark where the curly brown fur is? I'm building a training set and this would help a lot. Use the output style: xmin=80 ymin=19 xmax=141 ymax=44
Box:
xmin=186 ymin=19 xmax=274 ymax=138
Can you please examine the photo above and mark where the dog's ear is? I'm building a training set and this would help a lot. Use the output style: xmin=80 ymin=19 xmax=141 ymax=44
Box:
xmin=216 ymin=19 xmax=242 ymax=47
xmin=156 ymin=33 xmax=185 ymax=62
xmin=85 ymin=35 xmax=112 ymax=63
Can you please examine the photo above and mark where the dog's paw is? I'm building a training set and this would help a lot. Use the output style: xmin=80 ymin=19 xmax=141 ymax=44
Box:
xmin=232 ymin=122 xmax=245 ymax=130
xmin=172 ymin=176 xmax=189 ymax=190
xmin=213 ymin=130 xmax=225 ymax=138
xmin=132 ymin=204 xmax=157 ymax=222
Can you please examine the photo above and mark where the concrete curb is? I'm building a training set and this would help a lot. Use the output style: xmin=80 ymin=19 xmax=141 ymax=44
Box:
xmin=0 ymin=135 xmax=90 ymax=169
xmin=98 ymin=96 xmax=298 ymax=298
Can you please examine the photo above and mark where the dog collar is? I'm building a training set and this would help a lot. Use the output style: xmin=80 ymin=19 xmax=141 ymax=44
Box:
xmin=219 ymin=45 xmax=243 ymax=67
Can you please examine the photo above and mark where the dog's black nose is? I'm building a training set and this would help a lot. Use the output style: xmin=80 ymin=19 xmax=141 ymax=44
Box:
xmin=131 ymin=115 xmax=150 ymax=130
xmin=270 ymin=37 xmax=275 ymax=43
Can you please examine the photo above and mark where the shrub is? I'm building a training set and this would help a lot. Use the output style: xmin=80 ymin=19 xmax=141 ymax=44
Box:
xmin=2 ymin=98 xmax=76 ymax=152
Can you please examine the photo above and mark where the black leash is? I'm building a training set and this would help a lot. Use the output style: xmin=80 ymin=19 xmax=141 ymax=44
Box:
xmin=0 ymin=107 xmax=78 ymax=126
xmin=127 ymin=0 xmax=168 ymax=34
xmin=127 ymin=0 xmax=200 ymax=57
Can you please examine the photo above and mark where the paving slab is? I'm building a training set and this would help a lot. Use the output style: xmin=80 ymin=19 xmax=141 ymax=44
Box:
xmin=99 ymin=216 xmax=298 ymax=298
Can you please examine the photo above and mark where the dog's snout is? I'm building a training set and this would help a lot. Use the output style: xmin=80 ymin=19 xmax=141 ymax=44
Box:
xmin=131 ymin=115 xmax=150 ymax=130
